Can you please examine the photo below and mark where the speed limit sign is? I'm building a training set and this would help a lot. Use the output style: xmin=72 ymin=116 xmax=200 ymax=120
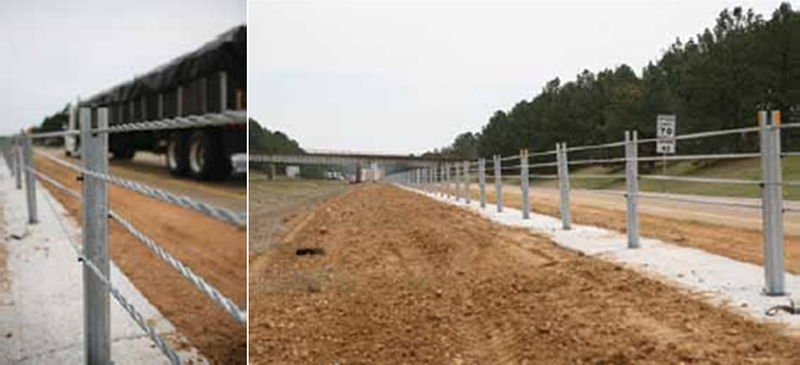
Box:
xmin=656 ymin=115 xmax=676 ymax=154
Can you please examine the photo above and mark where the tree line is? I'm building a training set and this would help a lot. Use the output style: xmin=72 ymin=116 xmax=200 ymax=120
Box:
xmin=249 ymin=119 xmax=305 ymax=155
xmin=428 ymin=3 xmax=800 ymax=162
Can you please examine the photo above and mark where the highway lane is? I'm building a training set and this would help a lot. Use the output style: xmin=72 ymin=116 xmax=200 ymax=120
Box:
xmin=462 ymin=184 xmax=800 ymax=236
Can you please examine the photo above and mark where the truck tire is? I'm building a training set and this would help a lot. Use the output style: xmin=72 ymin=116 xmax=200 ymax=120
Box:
xmin=166 ymin=132 xmax=190 ymax=177
xmin=111 ymin=145 xmax=136 ymax=161
xmin=187 ymin=129 xmax=232 ymax=181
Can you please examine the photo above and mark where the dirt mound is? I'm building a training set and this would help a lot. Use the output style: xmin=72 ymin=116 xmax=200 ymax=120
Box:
xmin=250 ymin=184 xmax=800 ymax=364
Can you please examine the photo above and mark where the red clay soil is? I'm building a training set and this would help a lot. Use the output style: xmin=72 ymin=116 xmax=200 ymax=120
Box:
xmin=249 ymin=184 xmax=800 ymax=364
xmin=34 ymin=155 xmax=246 ymax=364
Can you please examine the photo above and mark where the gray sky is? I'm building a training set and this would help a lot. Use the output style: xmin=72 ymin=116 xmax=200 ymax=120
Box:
xmin=0 ymin=0 xmax=245 ymax=136
xmin=252 ymin=0 xmax=789 ymax=155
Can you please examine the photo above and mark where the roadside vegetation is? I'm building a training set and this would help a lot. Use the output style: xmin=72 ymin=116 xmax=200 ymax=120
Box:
xmin=428 ymin=3 xmax=800 ymax=164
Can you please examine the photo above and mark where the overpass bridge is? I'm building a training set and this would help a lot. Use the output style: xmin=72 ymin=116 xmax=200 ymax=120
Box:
xmin=249 ymin=150 xmax=448 ymax=182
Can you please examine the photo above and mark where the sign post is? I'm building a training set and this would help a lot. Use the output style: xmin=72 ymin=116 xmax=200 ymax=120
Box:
xmin=656 ymin=115 xmax=676 ymax=192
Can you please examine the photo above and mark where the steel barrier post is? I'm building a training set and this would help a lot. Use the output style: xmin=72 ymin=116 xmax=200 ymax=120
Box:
xmin=558 ymin=142 xmax=572 ymax=230
xmin=15 ymin=139 xmax=22 ymax=190
xmin=479 ymin=158 xmax=486 ymax=208
xmin=445 ymin=163 xmax=451 ymax=199
xmin=422 ymin=168 xmax=427 ymax=192
xmin=21 ymin=134 xmax=38 ymax=224
xmin=82 ymin=107 xmax=111 ymax=364
xmin=429 ymin=166 xmax=434 ymax=194
xmin=428 ymin=167 xmax=433 ymax=193
xmin=760 ymin=110 xmax=785 ymax=295
xmin=439 ymin=165 xmax=444 ymax=196
xmin=625 ymin=131 xmax=640 ymax=248
xmin=464 ymin=161 xmax=471 ymax=204
xmin=455 ymin=162 xmax=461 ymax=202
xmin=427 ymin=167 xmax=432 ymax=193
xmin=521 ymin=150 xmax=530 ymax=219
xmin=494 ymin=154 xmax=503 ymax=212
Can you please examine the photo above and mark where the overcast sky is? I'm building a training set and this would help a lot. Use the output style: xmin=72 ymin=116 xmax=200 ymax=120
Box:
xmin=0 ymin=0 xmax=245 ymax=136
xmin=252 ymin=0 xmax=790 ymax=155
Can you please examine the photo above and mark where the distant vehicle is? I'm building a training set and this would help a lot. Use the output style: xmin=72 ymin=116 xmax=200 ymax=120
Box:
xmin=325 ymin=171 xmax=345 ymax=180
xmin=286 ymin=166 xmax=300 ymax=178
xmin=64 ymin=25 xmax=247 ymax=181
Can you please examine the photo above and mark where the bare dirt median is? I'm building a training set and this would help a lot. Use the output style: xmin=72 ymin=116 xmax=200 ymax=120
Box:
xmin=250 ymin=183 xmax=800 ymax=364
xmin=33 ymin=154 xmax=246 ymax=364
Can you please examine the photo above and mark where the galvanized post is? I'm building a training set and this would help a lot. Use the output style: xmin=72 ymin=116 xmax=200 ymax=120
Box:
xmin=494 ymin=154 xmax=503 ymax=212
xmin=520 ymin=150 xmax=530 ymax=219
xmin=426 ymin=167 xmax=431 ymax=192
xmin=15 ymin=140 xmax=22 ymax=190
xmin=445 ymin=163 xmax=451 ymax=199
xmin=438 ymin=165 xmax=444 ymax=196
xmin=558 ymin=142 xmax=572 ymax=230
xmin=420 ymin=168 xmax=424 ymax=188
xmin=428 ymin=166 xmax=433 ymax=193
xmin=429 ymin=167 xmax=433 ymax=193
xmin=625 ymin=131 xmax=640 ymax=248
xmin=21 ymin=134 xmax=37 ymax=224
xmin=479 ymin=158 xmax=486 ymax=208
xmin=464 ymin=161 xmax=471 ymax=204
xmin=760 ymin=110 xmax=785 ymax=295
xmin=82 ymin=107 xmax=111 ymax=364
xmin=452 ymin=162 xmax=459 ymax=202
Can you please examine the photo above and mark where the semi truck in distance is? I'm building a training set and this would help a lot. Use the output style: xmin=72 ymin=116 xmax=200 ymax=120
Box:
xmin=64 ymin=25 xmax=247 ymax=181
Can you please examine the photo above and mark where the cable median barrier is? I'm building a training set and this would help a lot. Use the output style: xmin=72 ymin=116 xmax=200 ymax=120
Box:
xmin=388 ymin=109 xmax=789 ymax=297
xmin=8 ymin=106 xmax=247 ymax=364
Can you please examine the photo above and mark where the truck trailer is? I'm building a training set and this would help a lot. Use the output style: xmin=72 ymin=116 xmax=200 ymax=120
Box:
xmin=64 ymin=25 xmax=247 ymax=181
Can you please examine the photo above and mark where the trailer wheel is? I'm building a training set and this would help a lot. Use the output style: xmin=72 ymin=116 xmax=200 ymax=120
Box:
xmin=111 ymin=145 xmax=136 ymax=161
xmin=166 ymin=132 xmax=189 ymax=176
xmin=188 ymin=129 xmax=231 ymax=181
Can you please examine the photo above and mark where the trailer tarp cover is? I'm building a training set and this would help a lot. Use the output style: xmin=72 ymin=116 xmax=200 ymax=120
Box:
xmin=82 ymin=25 xmax=246 ymax=107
